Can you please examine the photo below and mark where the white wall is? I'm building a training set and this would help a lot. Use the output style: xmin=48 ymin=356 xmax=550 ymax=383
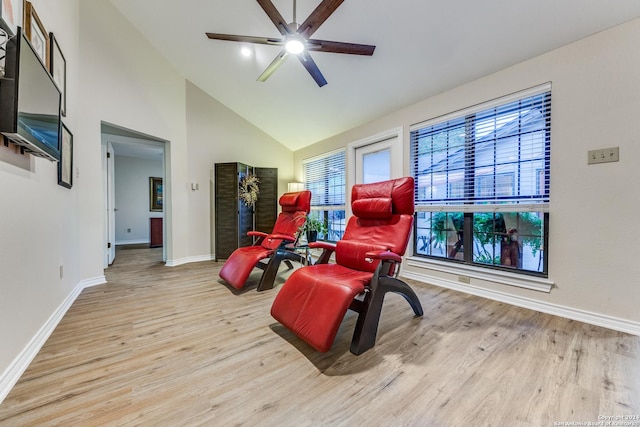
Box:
xmin=77 ymin=1 xmax=189 ymax=268
xmin=1 ymin=0 xmax=294 ymax=400
xmin=0 ymin=0 xmax=80 ymax=391
xmin=185 ymin=82 xmax=294 ymax=259
xmin=294 ymin=18 xmax=640 ymax=328
xmin=114 ymin=155 xmax=163 ymax=244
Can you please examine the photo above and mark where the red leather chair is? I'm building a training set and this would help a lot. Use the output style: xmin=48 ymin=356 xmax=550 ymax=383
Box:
xmin=219 ymin=190 xmax=311 ymax=291
xmin=271 ymin=177 xmax=423 ymax=355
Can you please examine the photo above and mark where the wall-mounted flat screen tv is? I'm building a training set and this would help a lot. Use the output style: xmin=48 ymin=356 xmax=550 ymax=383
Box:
xmin=0 ymin=27 xmax=61 ymax=161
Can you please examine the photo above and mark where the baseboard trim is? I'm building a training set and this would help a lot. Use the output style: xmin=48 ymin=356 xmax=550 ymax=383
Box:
xmin=401 ymin=270 xmax=640 ymax=336
xmin=115 ymin=239 xmax=149 ymax=246
xmin=0 ymin=275 xmax=106 ymax=404
xmin=165 ymin=254 xmax=214 ymax=267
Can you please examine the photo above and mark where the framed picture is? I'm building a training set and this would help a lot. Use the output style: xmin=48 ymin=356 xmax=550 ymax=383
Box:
xmin=0 ymin=0 xmax=23 ymax=35
xmin=23 ymin=1 xmax=48 ymax=67
xmin=58 ymin=123 xmax=72 ymax=188
xmin=49 ymin=33 xmax=66 ymax=116
xmin=149 ymin=177 xmax=163 ymax=212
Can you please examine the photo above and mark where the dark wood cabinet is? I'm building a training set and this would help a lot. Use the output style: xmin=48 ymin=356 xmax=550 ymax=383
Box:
xmin=254 ymin=167 xmax=278 ymax=234
xmin=150 ymin=217 xmax=163 ymax=248
xmin=214 ymin=163 xmax=277 ymax=261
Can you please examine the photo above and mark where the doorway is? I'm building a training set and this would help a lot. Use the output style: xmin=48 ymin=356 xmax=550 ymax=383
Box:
xmin=101 ymin=122 xmax=168 ymax=268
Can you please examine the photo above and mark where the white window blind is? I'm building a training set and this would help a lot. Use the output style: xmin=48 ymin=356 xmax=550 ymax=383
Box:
xmin=411 ymin=84 xmax=551 ymax=212
xmin=303 ymin=150 xmax=346 ymax=210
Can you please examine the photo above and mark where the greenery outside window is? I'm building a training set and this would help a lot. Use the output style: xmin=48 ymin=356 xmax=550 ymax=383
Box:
xmin=303 ymin=150 xmax=346 ymax=242
xmin=411 ymin=84 xmax=551 ymax=276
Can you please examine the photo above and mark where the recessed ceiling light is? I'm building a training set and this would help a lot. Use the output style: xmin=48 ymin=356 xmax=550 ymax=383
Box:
xmin=241 ymin=47 xmax=252 ymax=57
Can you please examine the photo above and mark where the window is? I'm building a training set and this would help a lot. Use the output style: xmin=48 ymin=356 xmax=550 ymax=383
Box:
xmin=411 ymin=84 xmax=551 ymax=275
xmin=303 ymin=150 xmax=346 ymax=241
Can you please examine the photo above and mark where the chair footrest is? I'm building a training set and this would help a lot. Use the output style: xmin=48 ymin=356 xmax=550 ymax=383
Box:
xmin=271 ymin=264 xmax=371 ymax=352
xmin=219 ymin=246 xmax=272 ymax=289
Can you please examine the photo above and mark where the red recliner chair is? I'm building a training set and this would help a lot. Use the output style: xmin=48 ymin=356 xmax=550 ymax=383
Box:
xmin=219 ymin=190 xmax=311 ymax=291
xmin=271 ymin=177 xmax=423 ymax=355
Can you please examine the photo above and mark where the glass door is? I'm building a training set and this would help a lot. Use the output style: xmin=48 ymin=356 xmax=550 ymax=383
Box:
xmin=354 ymin=135 xmax=400 ymax=185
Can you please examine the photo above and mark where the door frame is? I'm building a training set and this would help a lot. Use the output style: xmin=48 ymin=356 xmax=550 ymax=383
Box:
xmin=101 ymin=123 xmax=168 ymax=268
xmin=102 ymin=141 xmax=116 ymax=266
xmin=347 ymin=127 xmax=403 ymax=214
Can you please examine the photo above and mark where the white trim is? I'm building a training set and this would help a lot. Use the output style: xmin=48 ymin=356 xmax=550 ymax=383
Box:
xmin=410 ymin=82 xmax=552 ymax=130
xmin=80 ymin=275 xmax=108 ymax=288
xmin=401 ymin=269 xmax=640 ymax=336
xmin=406 ymin=257 xmax=553 ymax=292
xmin=115 ymin=239 xmax=149 ymax=245
xmin=165 ymin=254 xmax=214 ymax=267
xmin=415 ymin=203 xmax=549 ymax=214
xmin=0 ymin=276 xmax=107 ymax=404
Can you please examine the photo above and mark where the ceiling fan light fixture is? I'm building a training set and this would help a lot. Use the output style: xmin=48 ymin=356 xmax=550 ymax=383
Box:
xmin=205 ymin=0 xmax=375 ymax=86
xmin=285 ymin=37 xmax=305 ymax=54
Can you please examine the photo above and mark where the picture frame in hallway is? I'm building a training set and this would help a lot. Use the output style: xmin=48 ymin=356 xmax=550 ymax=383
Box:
xmin=0 ymin=0 xmax=23 ymax=35
xmin=49 ymin=32 xmax=66 ymax=116
xmin=149 ymin=177 xmax=163 ymax=212
xmin=23 ymin=1 xmax=48 ymax=68
xmin=58 ymin=123 xmax=72 ymax=188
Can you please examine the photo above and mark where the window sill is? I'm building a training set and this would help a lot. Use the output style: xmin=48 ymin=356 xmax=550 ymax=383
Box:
xmin=404 ymin=256 xmax=554 ymax=293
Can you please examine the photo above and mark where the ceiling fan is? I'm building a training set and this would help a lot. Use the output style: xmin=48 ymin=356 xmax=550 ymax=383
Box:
xmin=205 ymin=0 xmax=376 ymax=87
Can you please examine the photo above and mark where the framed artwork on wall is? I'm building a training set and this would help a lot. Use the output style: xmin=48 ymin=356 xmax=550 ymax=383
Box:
xmin=0 ymin=0 xmax=23 ymax=35
xmin=149 ymin=177 xmax=163 ymax=212
xmin=58 ymin=123 xmax=73 ymax=188
xmin=49 ymin=33 xmax=66 ymax=116
xmin=23 ymin=1 xmax=48 ymax=67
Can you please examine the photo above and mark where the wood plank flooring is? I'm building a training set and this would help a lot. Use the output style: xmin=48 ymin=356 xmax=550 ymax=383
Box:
xmin=1 ymin=247 xmax=639 ymax=426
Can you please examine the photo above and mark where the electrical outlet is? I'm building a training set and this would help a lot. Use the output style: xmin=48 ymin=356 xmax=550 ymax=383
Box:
xmin=59 ymin=265 xmax=64 ymax=279
xmin=127 ymin=228 xmax=131 ymax=233
xmin=588 ymin=147 xmax=619 ymax=165
xmin=458 ymin=275 xmax=471 ymax=284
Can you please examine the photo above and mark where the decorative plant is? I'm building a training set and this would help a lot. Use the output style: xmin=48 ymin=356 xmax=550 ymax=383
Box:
xmin=298 ymin=214 xmax=328 ymax=242
xmin=239 ymin=174 xmax=260 ymax=208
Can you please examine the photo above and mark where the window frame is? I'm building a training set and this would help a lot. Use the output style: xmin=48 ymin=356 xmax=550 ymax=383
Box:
xmin=302 ymin=149 xmax=346 ymax=242
xmin=410 ymin=84 xmax=551 ymax=278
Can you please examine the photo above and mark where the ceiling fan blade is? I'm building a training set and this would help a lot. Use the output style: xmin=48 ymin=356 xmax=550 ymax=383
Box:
xmin=256 ymin=0 xmax=293 ymax=36
xmin=307 ymin=39 xmax=375 ymax=56
xmin=297 ymin=0 xmax=344 ymax=39
xmin=297 ymin=52 xmax=328 ymax=87
xmin=206 ymin=33 xmax=283 ymax=46
xmin=257 ymin=50 xmax=289 ymax=82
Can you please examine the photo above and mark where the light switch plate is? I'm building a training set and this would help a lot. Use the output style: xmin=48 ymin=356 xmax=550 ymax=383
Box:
xmin=588 ymin=147 xmax=619 ymax=165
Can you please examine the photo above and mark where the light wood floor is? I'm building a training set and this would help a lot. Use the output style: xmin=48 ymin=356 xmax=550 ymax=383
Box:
xmin=1 ymin=248 xmax=639 ymax=426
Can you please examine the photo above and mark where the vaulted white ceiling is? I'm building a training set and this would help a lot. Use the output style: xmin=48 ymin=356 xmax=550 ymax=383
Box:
xmin=110 ymin=0 xmax=640 ymax=151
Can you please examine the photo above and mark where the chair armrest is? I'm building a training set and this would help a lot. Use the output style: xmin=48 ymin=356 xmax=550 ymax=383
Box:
xmin=248 ymin=231 xmax=267 ymax=238
xmin=268 ymin=233 xmax=296 ymax=242
xmin=365 ymin=250 xmax=402 ymax=264
xmin=309 ymin=241 xmax=336 ymax=264
xmin=309 ymin=241 xmax=336 ymax=251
